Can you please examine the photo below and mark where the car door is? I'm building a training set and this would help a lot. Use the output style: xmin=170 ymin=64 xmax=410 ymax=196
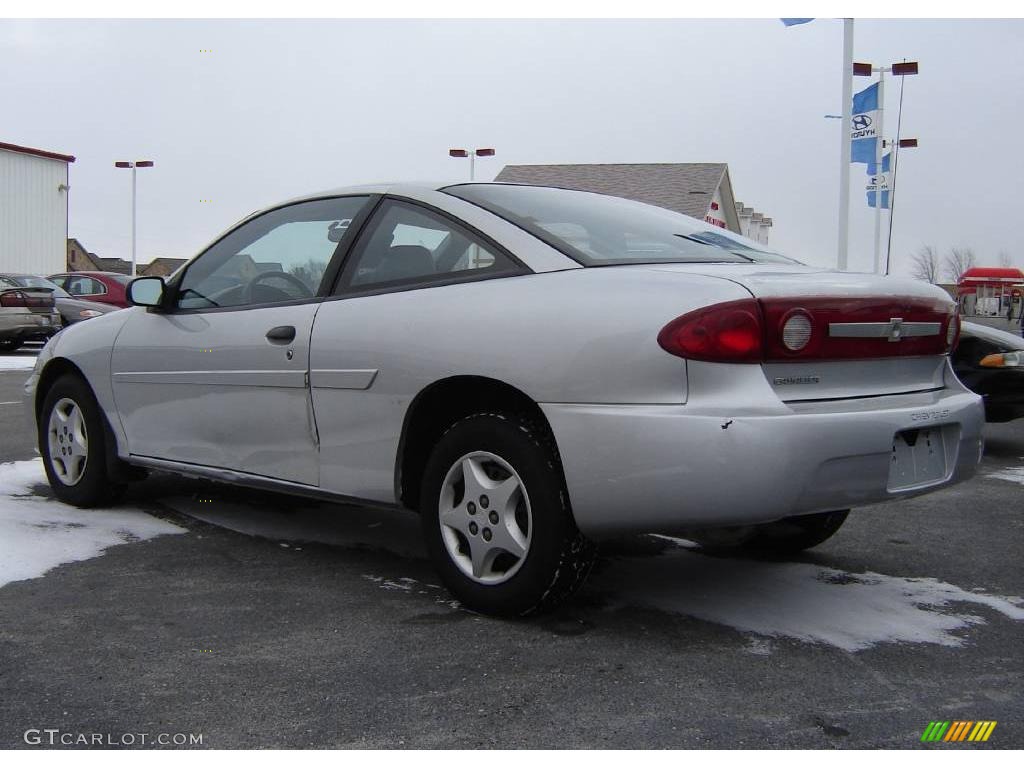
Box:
xmin=309 ymin=198 xmax=525 ymax=501
xmin=111 ymin=195 xmax=372 ymax=486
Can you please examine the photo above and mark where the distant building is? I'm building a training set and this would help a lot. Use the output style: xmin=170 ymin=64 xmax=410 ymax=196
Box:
xmin=734 ymin=203 xmax=774 ymax=245
xmin=94 ymin=257 xmax=132 ymax=275
xmin=957 ymin=267 xmax=1024 ymax=316
xmin=1 ymin=141 xmax=76 ymax=275
xmin=66 ymin=237 xmax=102 ymax=272
xmin=66 ymin=238 xmax=186 ymax=278
xmin=139 ymin=257 xmax=188 ymax=277
xmin=494 ymin=163 xmax=772 ymax=243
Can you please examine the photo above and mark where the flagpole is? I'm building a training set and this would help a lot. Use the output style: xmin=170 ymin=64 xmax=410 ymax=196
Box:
xmin=837 ymin=18 xmax=853 ymax=271
xmin=885 ymin=70 xmax=909 ymax=275
xmin=873 ymin=67 xmax=886 ymax=274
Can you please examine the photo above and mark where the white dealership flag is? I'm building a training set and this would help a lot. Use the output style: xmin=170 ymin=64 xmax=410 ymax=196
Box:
xmin=866 ymin=153 xmax=891 ymax=209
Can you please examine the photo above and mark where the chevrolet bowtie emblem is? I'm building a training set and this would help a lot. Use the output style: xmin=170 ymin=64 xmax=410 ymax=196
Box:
xmin=887 ymin=317 xmax=904 ymax=342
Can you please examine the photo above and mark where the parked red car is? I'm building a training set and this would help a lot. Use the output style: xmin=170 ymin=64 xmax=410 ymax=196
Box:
xmin=47 ymin=271 xmax=133 ymax=308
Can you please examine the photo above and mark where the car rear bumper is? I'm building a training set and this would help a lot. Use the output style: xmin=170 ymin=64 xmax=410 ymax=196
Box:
xmin=0 ymin=312 xmax=62 ymax=343
xmin=542 ymin=383 xmax=984 ymax=539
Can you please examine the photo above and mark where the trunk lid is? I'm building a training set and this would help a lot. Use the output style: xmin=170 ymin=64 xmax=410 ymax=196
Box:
xmin=647 ymin=263 xmax=956 ymax=402
xmin=0 ymin=287 xmax=57 ymax=313
xmin=644 ymin=262 xmax=949 ymax=303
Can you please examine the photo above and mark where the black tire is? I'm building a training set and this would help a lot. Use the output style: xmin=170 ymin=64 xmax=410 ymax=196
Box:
xmin=0 ymin=339 xmax=20 ymax=352
xmin=38 ymin=373 xmax=124 ymax=507
xmin=420 ymin=412 xmax=595 ymax=617
xmin=692 ymin=510 xmax=850 ymax=556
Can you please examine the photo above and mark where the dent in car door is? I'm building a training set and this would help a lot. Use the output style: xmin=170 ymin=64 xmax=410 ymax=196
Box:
xmin=111 ymin=304 xmax=321 ymax=485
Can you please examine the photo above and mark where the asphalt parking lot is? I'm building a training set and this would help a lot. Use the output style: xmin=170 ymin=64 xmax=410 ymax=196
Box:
xmin=0 ymin=355 xmax=1022 ymax=749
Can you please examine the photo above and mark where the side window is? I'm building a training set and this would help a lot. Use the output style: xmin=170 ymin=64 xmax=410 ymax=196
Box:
xmin=176 ymin=196 xmax=369 ymax=310
xmin=66 ymin=276 xmax=88 ymax=296
xmin=339 ymin=200 xmax=519 ymax=291
xmin=86 ymin=278 xmax=107 ymax=295
xmin=49 ymin=276 xmax=68 ymax=289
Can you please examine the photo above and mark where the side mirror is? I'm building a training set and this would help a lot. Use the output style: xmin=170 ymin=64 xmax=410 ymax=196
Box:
xmin=127 ymin=276 xmax=166 ymax=308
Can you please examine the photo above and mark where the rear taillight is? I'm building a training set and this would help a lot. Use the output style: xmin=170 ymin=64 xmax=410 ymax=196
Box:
xmin=946 ymin=313 xmax=960 ymax=352
xmin=657 ymin=299 xmax=764 ymax=363
xmin=0 ymin=291 xmax=28 ymax=307
xmin=0 ymin=290 xmax=53 ymax=309
xmin=658 ymin=296 xmax=958 ymax=363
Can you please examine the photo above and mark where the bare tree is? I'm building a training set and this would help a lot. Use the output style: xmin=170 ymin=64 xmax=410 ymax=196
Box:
xmin=910 ymin=245 xmax=940 ymax=283
xmin=944 ymin=247 xmax=976 ymax=284
xmin=998 ymin=250 xmax=1013 ymax=268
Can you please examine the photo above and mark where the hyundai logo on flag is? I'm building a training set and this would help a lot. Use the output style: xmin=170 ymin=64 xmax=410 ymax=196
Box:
xmin=852 ymin=115 xmax=872 ymax=130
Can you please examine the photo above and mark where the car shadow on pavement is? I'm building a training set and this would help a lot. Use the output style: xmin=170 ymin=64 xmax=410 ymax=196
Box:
xmin=100 ymin=470 xmax=1024 ymax=655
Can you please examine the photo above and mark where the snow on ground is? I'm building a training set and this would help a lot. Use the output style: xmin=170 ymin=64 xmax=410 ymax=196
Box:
xmin=988 ymin=465 xmax=1024 ymax=485
xmin=595 ymin=540 xmax=1024 ymax=652
xmin=0 ymin=459 xmax=184 ymax=588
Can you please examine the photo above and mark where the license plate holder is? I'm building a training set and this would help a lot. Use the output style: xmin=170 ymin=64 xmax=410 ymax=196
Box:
xmin=888 ymin=427 xmax=947 ymax=491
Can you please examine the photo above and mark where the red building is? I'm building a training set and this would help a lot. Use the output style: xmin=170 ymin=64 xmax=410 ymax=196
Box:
xmin=957 ymin=267 xmax=1024 ymax=316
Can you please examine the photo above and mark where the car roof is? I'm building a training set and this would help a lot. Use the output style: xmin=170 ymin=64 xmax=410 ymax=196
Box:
xmin=271 ymin=181 xmax=449 ymax=207
xmin=51 ymin=271 xmax=128 ymax=278
xmin=960 ymin=321 xmax=1024 ymax=350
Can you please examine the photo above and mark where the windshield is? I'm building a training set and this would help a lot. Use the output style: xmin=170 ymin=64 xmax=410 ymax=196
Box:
xmin=444 ymin=183 xmax=798 ymax=267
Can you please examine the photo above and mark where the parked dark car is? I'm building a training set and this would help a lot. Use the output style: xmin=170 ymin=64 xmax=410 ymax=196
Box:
xmin=0 ymin=274 xmax=116 ymax=327
xmin=952 ymin=321 xmax=1024 ymax=422
xmin=47 ymin=271 xmax=132 ymax=308
xmin=0 ymin=277 xmax=62 ymax=351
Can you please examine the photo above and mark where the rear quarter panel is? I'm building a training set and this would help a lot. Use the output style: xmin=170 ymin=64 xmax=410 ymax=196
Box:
xmin=309 ymin=267 xmax=752 ymax=502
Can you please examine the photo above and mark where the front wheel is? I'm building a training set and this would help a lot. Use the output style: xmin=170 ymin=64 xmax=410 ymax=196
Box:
xmin=691 ymin=510 xmax=850 ymax=556
xmin=420 ymin=412 xmax=595 ymax=616
xmin=39 ymin=374 xmax=124 ymax=507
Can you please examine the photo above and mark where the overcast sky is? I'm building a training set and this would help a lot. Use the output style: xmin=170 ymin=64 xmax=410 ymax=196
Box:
xmin=2 ymin=17 xmax=1021 ymax=276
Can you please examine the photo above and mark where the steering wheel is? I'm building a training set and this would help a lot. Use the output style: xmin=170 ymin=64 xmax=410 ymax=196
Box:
xmin=243 ymin=271 xmax=314 ymax=304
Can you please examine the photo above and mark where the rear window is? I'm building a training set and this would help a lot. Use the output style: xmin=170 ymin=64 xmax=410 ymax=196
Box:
xmin=444 ymin=183 xmax=798 ymax=267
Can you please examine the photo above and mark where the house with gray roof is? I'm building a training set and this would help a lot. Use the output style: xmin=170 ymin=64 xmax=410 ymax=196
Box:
xmin=494 ymin=163 xmax=772 ymax=243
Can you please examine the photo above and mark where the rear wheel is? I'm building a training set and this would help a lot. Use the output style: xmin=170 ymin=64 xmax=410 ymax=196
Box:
xmin=39 ymin=374 xmax=124 ymax=507
xmin=692 ymin=510 xmax=849 ymax=555
xmin=421 ymin=412 xmax=595 ymax=616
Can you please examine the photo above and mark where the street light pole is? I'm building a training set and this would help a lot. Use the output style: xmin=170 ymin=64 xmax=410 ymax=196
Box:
xmin=873 ymin=66 xmax=887 ymax=275
xmin=853 ymin=60 xmax=917 ymax=274
xmin=114 ymin=160 xmax=154 ymax=276
xmin=837 ymin=18 xmax=854 ymax=271
xmin=449 ymin=148 xmax=496 ymax=181
xmin=885 ymin=138 xmax=918 ymax=275
xmin=131 ymin=163 xmax=137 ymax=276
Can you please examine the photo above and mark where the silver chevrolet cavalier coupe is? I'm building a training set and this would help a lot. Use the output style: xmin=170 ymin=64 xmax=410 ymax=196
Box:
xmin=26 ymin=183 xmax=984 ymax=615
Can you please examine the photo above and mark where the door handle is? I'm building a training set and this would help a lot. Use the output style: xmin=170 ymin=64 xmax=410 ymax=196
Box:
xmin=266 ymin=325 xmax=296 ymax=343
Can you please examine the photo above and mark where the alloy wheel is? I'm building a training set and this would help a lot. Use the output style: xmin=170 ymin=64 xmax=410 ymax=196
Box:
xmin=47 ymin=397 xmax=89 ymax=486
xmin=438 ymin=451 xmax=533 ymax=585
